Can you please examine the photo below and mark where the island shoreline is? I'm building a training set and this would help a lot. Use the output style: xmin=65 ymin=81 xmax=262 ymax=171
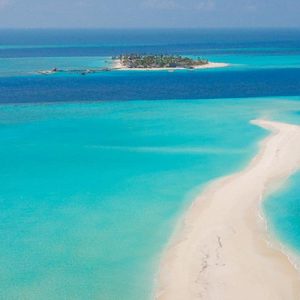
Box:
xmin=155 ymin=119 xmax=300 ymax=300
xmin=112 ymin=59 xmax=229 ymax=71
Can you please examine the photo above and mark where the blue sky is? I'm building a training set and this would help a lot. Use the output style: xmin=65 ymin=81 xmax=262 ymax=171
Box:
xmin=0 ymin=0 xmax=299 ymax=28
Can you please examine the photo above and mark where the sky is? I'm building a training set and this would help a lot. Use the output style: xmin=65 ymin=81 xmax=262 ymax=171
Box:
xmin=0 ymin=0 xmax=299 ymax=28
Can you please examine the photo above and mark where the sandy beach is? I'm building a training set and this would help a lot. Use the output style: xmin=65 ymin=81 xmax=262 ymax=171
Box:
xmin=113 ymin=60 xmax=229 ymax=71
xmin=156 ymin=119 xmax=300 ymax=300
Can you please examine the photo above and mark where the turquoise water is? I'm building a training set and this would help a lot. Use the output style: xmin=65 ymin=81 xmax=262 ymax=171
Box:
xmin=1 ymin=97 xmax=300 ymax=299
xmin=2 ymin=53 xmax=300 ymax=77
xmin=188 ymin=53 xmax=300 ymax=71
xmin=1 ymin=29 xmax=300 ymax=299
xmin=0 ymin=57 xmax=108 ymax=77
xmin=263 ymin=172 xmax=300 ymax=255
xmin=207 ymin=54 xmax=300 ymax=70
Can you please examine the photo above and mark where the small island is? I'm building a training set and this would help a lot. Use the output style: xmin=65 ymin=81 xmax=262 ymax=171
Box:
xmin=113 ymin=54 xmax=228 ymax=71
xmin=36 ymin=54 xmax=228 ymax=75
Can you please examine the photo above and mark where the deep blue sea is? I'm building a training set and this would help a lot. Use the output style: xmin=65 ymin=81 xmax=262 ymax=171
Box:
xmin=1 ymin=29 xmax=300 ymax=102
xmin=1 ymin=29 xmax=300 ymax=299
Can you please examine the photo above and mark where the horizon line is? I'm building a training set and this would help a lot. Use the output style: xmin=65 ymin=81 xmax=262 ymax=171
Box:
xmin=0 ymin=26 xmax=300 ymax=30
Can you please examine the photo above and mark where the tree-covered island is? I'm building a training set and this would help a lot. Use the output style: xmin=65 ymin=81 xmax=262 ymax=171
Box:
xmin=37 ymin=54 xmax=218 ymax=75
xmin=113 ymin=54 xmax=209 ymax=69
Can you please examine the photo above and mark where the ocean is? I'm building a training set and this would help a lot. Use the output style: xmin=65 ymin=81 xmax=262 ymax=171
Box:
xmin=0 ymin=29 xmax=300 ymax=299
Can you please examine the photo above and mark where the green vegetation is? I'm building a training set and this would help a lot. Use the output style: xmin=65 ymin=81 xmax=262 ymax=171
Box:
xmin=114 ymin=54 xmax=209 ymax=69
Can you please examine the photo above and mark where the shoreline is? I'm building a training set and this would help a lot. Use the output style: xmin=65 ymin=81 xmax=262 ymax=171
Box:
xmin=156 ymin=119 xmax=300 ymax=300
xmin=112 ymin=60 xmax=229 ymax=71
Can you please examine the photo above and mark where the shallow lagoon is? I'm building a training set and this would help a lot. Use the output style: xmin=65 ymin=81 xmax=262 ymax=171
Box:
xmin=1 ymin=28 xmax=300 ymax=299
xmin=1 ymin=97 xmax=300 ymax=299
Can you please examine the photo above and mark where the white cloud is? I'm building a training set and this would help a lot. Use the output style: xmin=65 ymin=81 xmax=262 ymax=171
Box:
xmin=142 ymin=0 xmax=216 ymax=12
xmin=195 ymin=0 xmax=216 ymax=11
xmin=0 ymin=0 xmax=12 ymax=10
xmin=142 ymin=0 xmax=183 ymax=10
xmin=75 ymin=0 xmax=94 ymax=8
xmin=245 ymin=3 xmax=257 ymax=12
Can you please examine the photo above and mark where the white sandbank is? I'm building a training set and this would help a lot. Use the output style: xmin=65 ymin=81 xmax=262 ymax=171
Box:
xmin=156 ymin=120 xmax=300 ymax=300
xmin=113 ymin=60 xmax=229 ymax=71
